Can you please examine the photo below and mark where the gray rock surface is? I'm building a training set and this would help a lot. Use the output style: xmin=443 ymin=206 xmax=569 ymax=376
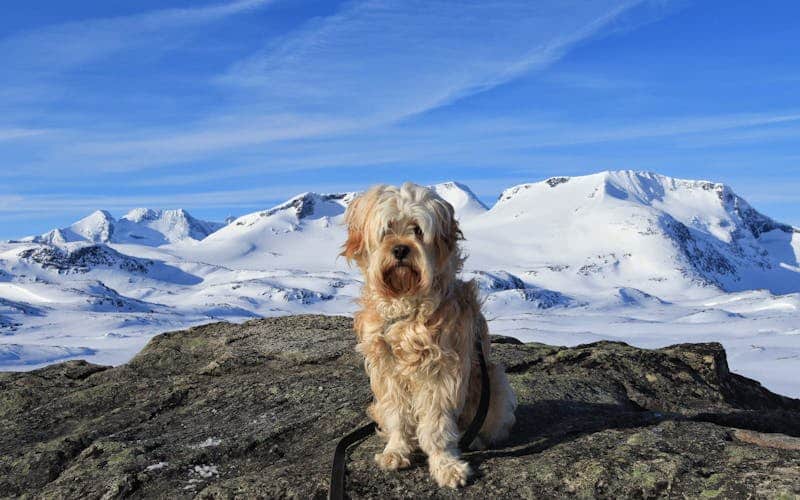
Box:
xmin=1 ymin=315 xmax=799 ymax=499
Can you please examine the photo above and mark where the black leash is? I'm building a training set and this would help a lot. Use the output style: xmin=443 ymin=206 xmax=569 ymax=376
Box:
xmin=328 ymin=338 xmax=490 ymax=500
xmin=328 ymin=420 xmax=377 ymax=500
xmin=458 ymin=337 xmax=491 ymax=451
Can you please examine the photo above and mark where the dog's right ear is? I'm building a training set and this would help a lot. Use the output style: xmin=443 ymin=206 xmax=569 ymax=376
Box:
xmin=341 ymin=187 xmax=378 ymax=264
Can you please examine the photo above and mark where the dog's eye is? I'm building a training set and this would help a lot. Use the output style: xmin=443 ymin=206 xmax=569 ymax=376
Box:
xmin=381 ymin=222 xmax=393 ymax=239
xmin=413 ymin=226 xmax=423 ymax=239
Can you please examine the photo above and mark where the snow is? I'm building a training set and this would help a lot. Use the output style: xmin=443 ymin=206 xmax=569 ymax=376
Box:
xmin=0 ymin=283 xmax=57 ymax=304
xmin=0 ymin=344 xmax=96 ymax=366
xmin=1 ymin=171 xmax=800 ymax=397
xmin=193 ymin=465 xmax=219 ymax=478
xmin=69 ymin=210 xmax=116 ymax=243
xmin=429 ymin=181 xmax=488 ymax=220
xmin=28 ymin=208 xmax=224 ymax=247
xmin=192 ymin=438 xmax=222 ymax=449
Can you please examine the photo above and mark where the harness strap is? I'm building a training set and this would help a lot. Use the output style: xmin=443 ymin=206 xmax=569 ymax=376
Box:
xmin=328 ymin=339 xmax=491 ymax=500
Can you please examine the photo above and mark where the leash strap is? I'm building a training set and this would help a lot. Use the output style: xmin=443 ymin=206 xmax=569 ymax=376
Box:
xmin=329 ymin=421 xmax=377 ymax=500
xmin=458 ymin=337 xmax=491 ymax=451
xmin=328 ymin=339 xmax=490 ymax=500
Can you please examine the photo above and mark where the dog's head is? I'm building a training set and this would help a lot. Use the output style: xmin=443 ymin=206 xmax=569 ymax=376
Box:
xmin=342 ymin=182 xmax=463 ymax=300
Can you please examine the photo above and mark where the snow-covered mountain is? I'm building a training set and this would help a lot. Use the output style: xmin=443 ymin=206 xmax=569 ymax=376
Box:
xmin=429 ymin=181 xmax=488 ymax=220
xmin=2 ymin=171 xmax=800 ymax=397
xmin=464 ymin=171 xmax=800 ymax=295
xmin=180 ymin=183 xmax=489 ymax=269
xmin=178 ymin=192 xmax=357 ymax=271
xmin=27 ymin=208 xmax=224 ymax=246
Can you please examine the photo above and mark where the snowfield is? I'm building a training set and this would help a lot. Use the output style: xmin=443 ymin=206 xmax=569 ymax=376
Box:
xmin=2 ymin=171 xmax=799 ymax=397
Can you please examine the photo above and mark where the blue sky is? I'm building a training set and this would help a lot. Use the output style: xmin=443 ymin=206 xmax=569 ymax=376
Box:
xmin=1 ymin=0 xmax=799 ymax=239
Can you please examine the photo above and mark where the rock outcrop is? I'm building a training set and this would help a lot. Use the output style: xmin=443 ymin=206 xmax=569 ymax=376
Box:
xmin=1 ymin=315 xmax=799 ymax=498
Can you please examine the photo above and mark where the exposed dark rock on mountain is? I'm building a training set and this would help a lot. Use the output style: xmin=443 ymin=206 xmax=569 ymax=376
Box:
xmin=19 ymin=244 xmax=152 ymax=274
xmin=546 ymin=176 xmax=570 ymax=188
xmin=260 ymin=192 xmax=355 ymax=220
xmin=1 ymin=315 xmax=799 ymax=499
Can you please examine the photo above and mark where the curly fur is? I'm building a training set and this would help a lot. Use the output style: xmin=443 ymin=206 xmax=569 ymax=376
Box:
xmin=341 ymin=182 xmax=517 ymax=488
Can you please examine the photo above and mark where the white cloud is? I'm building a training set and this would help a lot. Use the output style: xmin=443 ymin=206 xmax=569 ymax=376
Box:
xmin=520 ymin=112 xmax=800 ymax=148
xmin=0 ymin=128 xmax=47 ymax=142
xmin=223 ymin=0 xmax=644 ymax=120
xmin=0 ymin=0 xmax=276 ymax=72
xmin=541 ymin=71 xmax=646 ymax=90
xmin=0 ymin=195 xmax=26 ymax=210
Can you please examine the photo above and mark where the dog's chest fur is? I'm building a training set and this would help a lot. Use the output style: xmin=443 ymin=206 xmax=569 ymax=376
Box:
xmin=377 ymin=318 xmax=458 ymax=379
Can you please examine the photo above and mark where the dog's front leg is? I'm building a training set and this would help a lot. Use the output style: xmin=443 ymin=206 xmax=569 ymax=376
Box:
xmin=362 ymin=339 xmax=415 ymax=471
xmin=371 ymin=396 xmax=414 ymax=470
xmin=415 ymin=389 xmax=470 ymax=488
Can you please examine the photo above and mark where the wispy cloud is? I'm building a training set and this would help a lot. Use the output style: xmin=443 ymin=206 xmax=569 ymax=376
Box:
xmin=541 ymin=71 xmax=646 ymax=91
xmin=0 ymin=128 xmax=47 ymax=141
xmin=673 ymin=125 xmax=800 ymax=149
xmin=223 ymin=0 xmax=645 ymax=119
xmin=0 ymin=195 xmax=26 ymax=211
xmin=36 ymin=0 xmax=650 ymax=170
xmin=522 ymin=111 xmax=800 ymax=148
xmin=0 ymin=184 xmax=358 ymax=220
xmin=0 ymin=0 xmax=276 ymax=73
xmin=12 ymin=108 xmax=800 ymax=185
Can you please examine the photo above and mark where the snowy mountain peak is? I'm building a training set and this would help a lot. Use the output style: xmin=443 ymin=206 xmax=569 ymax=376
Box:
xmin=495 ymin=174 xmax=580 ymax=204
xmin=122 ymin=208 xmax=161 ymax=223
xmin=122 ymin=208 xmax=197 ymax=223
xmin=593 ymin=170 xmax=793 ymax=237
xmin=88 ymin=209 xmax=115 ymax=220
xmin=496 ymin=170 xmax=785 ymax=234
xmin=598 ymin=170 xmax=721 ymax=204
xmin=32 ymin=208 xmax=222 ymax=247
xmin=429 ymin=181 xmax=488 ymax=219
xmin=471 ymin=170 xmax=800 ymax=294
xmin=196 ymin=191 xmax=358 ymax=269
xmin=126 ymin=208 xmax=223 ymax=243
xmin=259 ymin=192 xmax=356 ymax=221
xmin=70 ymin=210 xmax=116 ymax=243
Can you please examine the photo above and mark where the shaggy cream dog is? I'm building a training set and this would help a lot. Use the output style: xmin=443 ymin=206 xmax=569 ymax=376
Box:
xmin=341 ymin=182 xmax=517 ymax=488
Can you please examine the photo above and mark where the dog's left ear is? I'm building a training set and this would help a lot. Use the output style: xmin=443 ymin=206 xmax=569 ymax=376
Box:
xmin=431 ymin=197 xmax=463 ymax=260
xmin=341 ymin=187 xmax=381 ymax=265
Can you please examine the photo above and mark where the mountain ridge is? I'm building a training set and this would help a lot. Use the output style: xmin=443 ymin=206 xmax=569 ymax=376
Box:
xmin=465 ymin=170 xmax=799 ymax=294
xmin=17 ymin=171 xmax=800 ymax=293
xmin=25 ymin=208 xmax=225 ymax=247
xmin=23 ymin=170 xmax=796 ymax=243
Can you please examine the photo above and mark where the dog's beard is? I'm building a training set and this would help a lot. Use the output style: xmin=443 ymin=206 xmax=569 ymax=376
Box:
xmin=382 ymin=263 xmax=421 ymax=296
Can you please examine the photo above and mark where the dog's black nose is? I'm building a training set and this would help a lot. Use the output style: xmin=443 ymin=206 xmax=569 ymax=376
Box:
xmin=392 ymin=245 xmax=410 ymax=260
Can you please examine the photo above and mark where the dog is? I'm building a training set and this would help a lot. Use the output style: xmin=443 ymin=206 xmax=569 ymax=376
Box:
xmin=341 ymin=182 xmax=517 ymax=488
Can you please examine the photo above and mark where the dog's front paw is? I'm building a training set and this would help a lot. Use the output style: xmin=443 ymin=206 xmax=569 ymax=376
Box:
xmin=374 ymin=450 xmax=411 ymax=470
xmin=430 ymin=456 xmax=470 ymax=488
